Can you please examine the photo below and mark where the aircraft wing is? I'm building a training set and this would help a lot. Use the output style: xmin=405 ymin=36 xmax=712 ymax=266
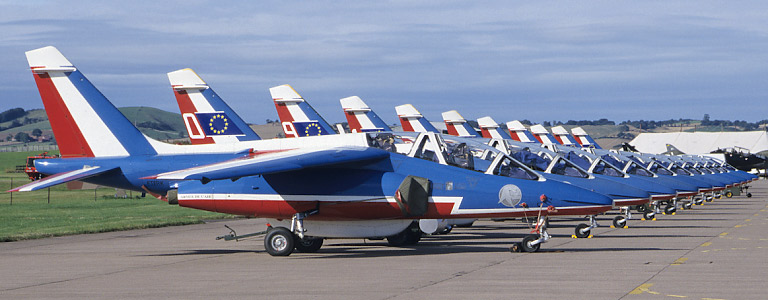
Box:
xmin=147 ymin=146 xmax=390 ymax=181
xmin=7 ymin=166 xmax=117 ymax=192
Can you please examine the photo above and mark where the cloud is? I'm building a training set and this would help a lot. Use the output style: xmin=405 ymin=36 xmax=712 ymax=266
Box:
xmin=1 ymin=1 xmax=767 ymax=124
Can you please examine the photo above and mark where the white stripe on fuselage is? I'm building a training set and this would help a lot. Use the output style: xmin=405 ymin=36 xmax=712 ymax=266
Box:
xmin=50 ymin=73 xmax=129 ymax=156
xmin=177 ymin=193 xmax=602 ymax=215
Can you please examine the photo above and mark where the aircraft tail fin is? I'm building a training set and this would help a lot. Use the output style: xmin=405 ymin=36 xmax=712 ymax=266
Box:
xmin=571 ymin=127 xmax=602 ymax=149
xmin=551 ymin=126 xmax=578 ymax=146
xmin=529 ymin=124 xmax=560 ymax=145
xmin=441 ymin=110 xmax=480 ymax=137
xmin=394 ymin=104 xmax=438 ymax=133
xmin=663 ymin=144 xmax=685 ymax=155
xmin=477 ymin=116 xmax=511 ymax=139
xmin=340 ymin=96 xmax=391 ymax=133
xmin=270 ymin=85 xmax=336 ymax=137
xmin=168 ymin=69 xmax=260 ymax=144
xmin=25 ymin=46 xmax=156 ymax=158
xmin=505 ymin=120 xmax=538 ymax=143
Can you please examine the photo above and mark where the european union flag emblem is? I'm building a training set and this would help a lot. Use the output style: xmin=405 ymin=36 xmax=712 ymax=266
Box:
xmin=293 ymin=121 xmax=327 ymax=136
xmin=196 ymin=112 xmax=244 ymax=136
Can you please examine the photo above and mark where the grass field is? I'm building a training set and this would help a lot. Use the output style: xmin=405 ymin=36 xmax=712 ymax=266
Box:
xmin=0 ymin=151 xmax=232 ymax=242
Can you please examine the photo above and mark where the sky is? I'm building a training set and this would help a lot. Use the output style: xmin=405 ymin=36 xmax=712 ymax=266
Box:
xmin=1 ymin=1 xmax=767 ymax=126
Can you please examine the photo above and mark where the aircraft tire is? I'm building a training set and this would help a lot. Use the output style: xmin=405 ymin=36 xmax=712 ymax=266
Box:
xmin=664 ymin=204 xmax=676 ymax=215
xmin=683 ymin=202 xmax=693 ymax=210
xmin=612 ymin=216 xmax=627 ymax=228
xmin=264 ymin=227 xmax=294 ymax=256
xmin=294 ymin=237 xmax=323 ymax=253
xmin=574 ymin=224 xmax=590 ymax=238
xmin=643 ymin=211 xmax=655 ymax=220
xmin=520 ymin=235 xmax=540 ymax=252
xmin=725 ymin=191 xmax=733 ymax=198
xmin=747 ymin=193 xmax=752 ymax=198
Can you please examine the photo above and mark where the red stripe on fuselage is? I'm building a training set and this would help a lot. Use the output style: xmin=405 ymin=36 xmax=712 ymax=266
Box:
xmin=32 ymin=72 xmax=94 ymax=157
xmin=178 ymin=198 xmax=612 ymax=220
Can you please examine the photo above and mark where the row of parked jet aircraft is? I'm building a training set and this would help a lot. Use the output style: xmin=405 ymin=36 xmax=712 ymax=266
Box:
xmin=11 ymin=46 xmax=759 ymax=256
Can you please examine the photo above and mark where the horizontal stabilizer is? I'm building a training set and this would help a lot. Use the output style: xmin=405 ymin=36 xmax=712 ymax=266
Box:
xmin=8 ymin=166 xmax=116 ymax=192
xmin=147 ymin=146 xmax=390 ymax=181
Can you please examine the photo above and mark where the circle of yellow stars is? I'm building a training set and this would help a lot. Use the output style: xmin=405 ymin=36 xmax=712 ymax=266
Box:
xmin=208 ymin=114 xmax=229 ymax=134
xmin=304 ymin=123 xmax=323 ymax=136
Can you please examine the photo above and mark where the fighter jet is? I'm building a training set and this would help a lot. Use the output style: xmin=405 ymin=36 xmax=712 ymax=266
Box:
xmin=11 ymin=46 xmax=614 ymax=256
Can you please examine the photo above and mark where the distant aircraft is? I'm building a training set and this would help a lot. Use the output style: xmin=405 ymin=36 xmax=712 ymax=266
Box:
xmin=12 ymin=46 xmax=615 ymax=255
xmin=270 ymin=85 xmax=336 ymax=137
xmin=168 ymin=68 xmax=261 ymax=144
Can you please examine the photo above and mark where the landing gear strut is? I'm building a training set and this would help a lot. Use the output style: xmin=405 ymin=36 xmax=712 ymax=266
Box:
xmin=511 ymin=216 xmax=550 ymax=253
xmin=612 ymin=207 xmax=630 ymax=228
xmin=387 ymin=221 xmax=421 ymax=246
xmin=573 ymin=215 xmax=597 ymax=238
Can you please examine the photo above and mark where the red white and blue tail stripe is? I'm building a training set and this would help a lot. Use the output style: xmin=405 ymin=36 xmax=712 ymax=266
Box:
xmin=394 ymin=104 xmax=439 ymax=133
xmin=477 ymin=116 xmax=511 ymax=139
xmin=271 ymin=85 xmax=336 ymax=138
xmin=572 ymin=127 xmax=602 ymax=149
xmin=505 ymin=120 xmax=538 ymax=143
xmin=551 ymin=126 xmax=578 ymax=146
xmin=168 ymin=69 xmax=260 ymax=145
xmin=26 ymin=46 xmax=156 ymax=158
xmin=529 ymin=124 xmax=560 ymax=145
xmin=340 ymin=96 xmax=391 ymax=133
xmin=442 ymin=110 xmax=480 ymax=137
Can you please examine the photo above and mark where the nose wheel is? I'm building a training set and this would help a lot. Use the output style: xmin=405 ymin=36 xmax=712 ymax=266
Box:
xmin=511 ymin=217 xmax=550 ymax=253
xmin=573 ymin=215 xmax=598 ymax=238
xmin=264 ymin=227 xmax=295 ymax=256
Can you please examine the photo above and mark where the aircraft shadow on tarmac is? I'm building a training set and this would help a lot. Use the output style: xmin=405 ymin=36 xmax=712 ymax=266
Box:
xmin=139 ymin=229 xmax=688 ymax=259
xmin=140 ymin=249 xmax=257 ymax=256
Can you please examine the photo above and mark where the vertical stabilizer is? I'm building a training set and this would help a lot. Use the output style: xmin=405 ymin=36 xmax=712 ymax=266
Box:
xmin=441 ymin=110 xmax=481 ymax=137
xmin=505 ymin=120 xmax=538 ymax=143
xmin=25 ymin=46 xmax=156 ymax=158
xmin=571 ymin=127 xmax=602 ymax=149
xmin=394 ymin=104 xmax=439 ymax=133
xmin=340 ymin=96 xmax=390 ymax=133
xmin=529 ymin=124 xmax=560 ymax=145
xmin=168 ymin=69 xmax=260 ymax=144
xmin=476 ymin=116 xmax=511 ymax=139
xmin=551 ymin=126 xmax=578 ymax=146
xmin=270 ymin=85 xmax=336 ymax=137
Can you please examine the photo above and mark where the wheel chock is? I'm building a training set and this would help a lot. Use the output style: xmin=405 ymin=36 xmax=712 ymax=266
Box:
xmin=587 ymin=235 xmax=593 ymax=238
xmin=571 ymin=235 xmax=577 ymax=238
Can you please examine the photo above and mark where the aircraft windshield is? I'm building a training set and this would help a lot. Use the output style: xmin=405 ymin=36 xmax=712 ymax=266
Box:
xmin=625 ymin=162 xmax=653 ymax=177
xmin=601 ymin=154 xmax=627 ymax=169
xmin=592 ymin=160 xmax=624 ymax=177
xmin=492 ymin=156 xmax=539 ymax=180
xmin=550 ymin=157 xmax=589 ymax=178
xmin=648 ymin=162 xmax=673 ymax=175
xmin=564 ymin=151 xmax=592 ymax=170
xmin=509 ymin=149 xmax=550 ymax=171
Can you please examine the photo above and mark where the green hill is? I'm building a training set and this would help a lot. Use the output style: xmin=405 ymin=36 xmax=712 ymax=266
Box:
xmin=0 ymin=107 xmax=188 ymax=142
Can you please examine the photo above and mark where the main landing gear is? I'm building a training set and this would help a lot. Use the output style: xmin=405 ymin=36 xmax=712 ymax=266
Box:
xmin=386 ymin=221 xmax=422 ymax=246
xmin=511 ymin=216 xmax=550 ymax=253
